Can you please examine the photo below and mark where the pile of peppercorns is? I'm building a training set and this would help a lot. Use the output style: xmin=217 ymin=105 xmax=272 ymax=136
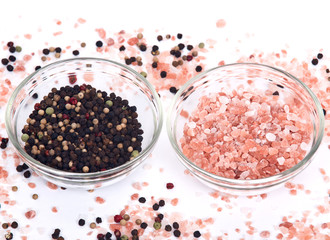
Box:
xmin=2 ymin=221 xmax=18 ymax=240
xmin=51 ymin=228 xmax=64 ymax=240
xmin=0 ymin=137 xmax=9 ymax=149
xmin=15 ymin=163 xmax=31 ymax=178
xmin=21 ymin=84 xmax=143 ymax=173
xmin=1 ymin=41 xmax=22 ymax=72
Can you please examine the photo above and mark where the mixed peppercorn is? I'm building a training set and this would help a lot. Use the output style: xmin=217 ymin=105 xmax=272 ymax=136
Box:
xmin=69 ymin=183 xmax=203 ymax=239
xmin=21 ymin=84 xmax=143 ymax=173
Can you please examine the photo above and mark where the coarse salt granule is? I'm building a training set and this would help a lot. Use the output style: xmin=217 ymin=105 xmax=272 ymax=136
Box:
xmin=266 ymin=133 xmax=276 ymax=142
xmin=181 ymin=89 xmax=312 ymax=179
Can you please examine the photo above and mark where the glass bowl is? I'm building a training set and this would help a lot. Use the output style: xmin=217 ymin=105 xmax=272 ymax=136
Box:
xmin=167 ymin=63 xmax=324 ymax=195
xmin=6 ymin=58 xmax=163 ymax=189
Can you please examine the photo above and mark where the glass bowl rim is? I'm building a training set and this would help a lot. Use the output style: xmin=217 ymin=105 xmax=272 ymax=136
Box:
xmin=167 ymin=62 xmax=325 ymax=185
xmin=5 ymin=57 xmax=163 ymax=178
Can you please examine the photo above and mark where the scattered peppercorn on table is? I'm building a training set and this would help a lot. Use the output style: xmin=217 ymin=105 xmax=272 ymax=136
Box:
xmin=0 ymin=1 xmax=329 ymax=239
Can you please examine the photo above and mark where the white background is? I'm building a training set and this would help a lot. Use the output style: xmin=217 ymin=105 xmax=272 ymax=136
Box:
xmin=0 ymin=0 xmax=329 ymax=239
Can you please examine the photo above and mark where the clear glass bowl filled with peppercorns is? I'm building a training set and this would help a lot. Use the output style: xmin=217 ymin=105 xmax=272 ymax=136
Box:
xmin=167 ymin=63 xmax=324 ymax=195
xmin=6 ymin=58 xmax=163 ymax=188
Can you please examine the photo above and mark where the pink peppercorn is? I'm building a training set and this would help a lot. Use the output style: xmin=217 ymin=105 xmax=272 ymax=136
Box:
xmin=62 ymin=114 xmax=69 ymax=120
xmin=69 ymin=97 xmax=77 ymax=105
xmin=114 ymin=215 xmax=122 ymax=223
xmin=80 ymin=84 xmax=87 ymax=91
xmin=96 ymin=233 xmax=104 ymax=239
xmin=68 ymin=75 xmax=77 ymax=84
xmin=34 ymin=103 xmax=41 ymax=110
xmin=166 ymin=183 xmax=174 ymax=189
xmin=114 ymin=229 xmax=121 ymax=237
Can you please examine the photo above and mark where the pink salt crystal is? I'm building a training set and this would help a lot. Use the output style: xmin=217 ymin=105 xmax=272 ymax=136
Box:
xmin=300 ymin=142 xmax=309 ymax=151
xmin=231 ymin=129 xmax=241 ymax=138
xmin=245 ymin=110 xmax=255 ymax=117
xmin=277 ymin=157 xmax=285 ymax=165
xmin=260 ymin=231 xmax=270 ymax=238
xmin=181 ymin=89 xmax=312 ymax=180
xmin=204 ymin=128 xmax=211 ymax=134
xmin=223 ymin=136 xmax=233 ymax=142
xmin=266 ymin=132 xmax=276 ymax=142
xmin=187 ymin=128 xmax=195 ymax=137
xmin=268 ymin=147 xmax=279 ymax=155
xmin=216 ymin=19 xmax=226 ymax=28
xmin=188 ymin=121 xmax=196 ymax=128
xmin=219 ymin=96 xmax=230 ymax=104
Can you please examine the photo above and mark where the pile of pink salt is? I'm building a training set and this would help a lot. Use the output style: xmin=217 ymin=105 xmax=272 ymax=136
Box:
xmin=180 ymin=89 xmax=313 ymax=180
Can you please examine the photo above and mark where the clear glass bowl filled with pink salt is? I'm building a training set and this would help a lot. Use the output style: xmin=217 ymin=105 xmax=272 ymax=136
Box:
xmin=167 ymin=63 xmax=324 ymax=195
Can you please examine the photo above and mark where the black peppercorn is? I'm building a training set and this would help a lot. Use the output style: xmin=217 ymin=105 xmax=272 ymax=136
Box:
xmin=6 ymin=65 xmax=14 ymax=72
xmin=23 ymin=170 xmax=31 ymax=178
xmin=16 ymin=165 xmax=23 ymax=172
xmin=1 ymin=58 xmax=9 ymax=65
xmin=152 ymin=62 xmax=158 ymax=68
xmin=140 ymin=222 xmax=148 ymax=229
xmin=131 ymin=229 xmax=138 ymax=236
xmin=173 ymin=222 xmax=179 ymax=229
xmin=173 ymin=229 xmax=181 ymax=237
xmin=169 ymin=87 xmax=178 ymax=94
xmin=311 ymin=58 xmax=318 ymax=65
xmin=42 ymin=48 xmax=50 ymax=55
xmin=55 ymin=47 xmax=62 ymax=53
xmin=96 ymin=217 xmax=102 ymax=224
xmin=96 ymin=41 xmax=103 ymax=47
xmin=138 ymin=197 xmax=146 ymax=203
xmin=195 ymin=65 xmax=202 ymax=72
xmin=193 ymin=230 xmax=201 ymax=238
xmin=10 ymin=221 xmax=18 ymax=229
xmin=152 ymin=203 xmax=159 ymax=211
xmin=139 ymin=44 xmax=147 ymax=51
xmin=160 ymin=71 xmax=167 ymax=78
xmin=165 ymin=224 xmax=172 ymax=231
xmin=9 ymin=46 xmax=16 ymax=53
xmin=22 ymin=163 xmax=29 ymax=170
xmin=187 ymin=45 xmax=193 ymax=50
xmin=72 ymin=50 xmax=79 ymax=56
xmin=159 ymin=199 xmax=165 ymax=207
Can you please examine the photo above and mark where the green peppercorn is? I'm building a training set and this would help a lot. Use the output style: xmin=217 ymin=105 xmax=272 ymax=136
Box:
xmin=140 ymin=71 xmax=147 ymax=78
xmin=21 ymin=134 xmax=29 ymax=142
xmin=120 ymin=235 xmax=129 ymax=240
xmin=15 ymin=46 xmax=22 ymax=52
xmin=105 ymin=100 xmax=113 ymax=107
xmin=38 ymin=132 xmax=43 ymax=140
xmin=198 ymin=42 xmax=205 ymax=48
xmin=153 ymin=222 xmax=161 ymax=230
xmin=46 ymin=107 xmax=54 ymax=115
xmin=131 ymin=150 xmax=139 ymax=158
